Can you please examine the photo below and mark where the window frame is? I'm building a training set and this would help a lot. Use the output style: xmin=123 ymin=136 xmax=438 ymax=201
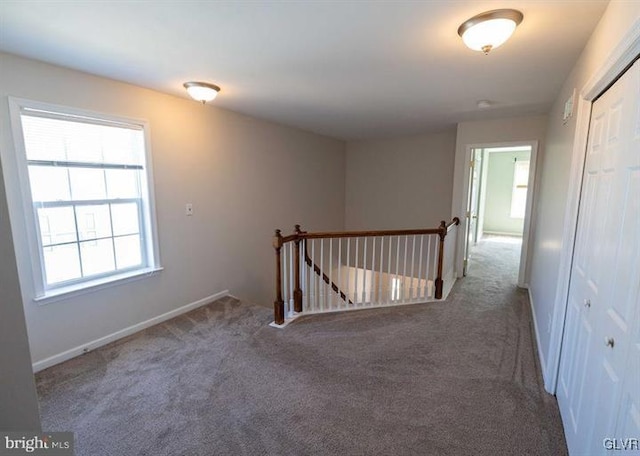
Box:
xmin=8 ymin=97 xmax=162 ymax=303
xmin=509 ymin=159 xmax=530 ymax=219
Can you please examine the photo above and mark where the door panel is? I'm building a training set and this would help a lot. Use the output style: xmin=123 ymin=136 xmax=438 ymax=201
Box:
xmin=615 ymin=300 xmax=640 ymax=455
xmin=558 ymin=59 xmax=639 ymax=455
xmin=463 ymin=148 xmax=481 ymax=275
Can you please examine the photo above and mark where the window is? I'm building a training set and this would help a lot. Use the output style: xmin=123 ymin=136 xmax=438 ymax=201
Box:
xmin=8 ymin=98 xmax=161 ymax=300
xmin=510 ymin=159 xmax=530 ymax=219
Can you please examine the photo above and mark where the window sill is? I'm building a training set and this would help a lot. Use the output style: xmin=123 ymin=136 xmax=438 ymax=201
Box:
xmin=33 ymin=266 xmax=164 ymax=305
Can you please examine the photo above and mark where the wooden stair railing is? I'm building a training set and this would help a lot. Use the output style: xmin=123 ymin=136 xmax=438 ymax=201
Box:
xmin=273 ymin=218 xmax=460 ymax=325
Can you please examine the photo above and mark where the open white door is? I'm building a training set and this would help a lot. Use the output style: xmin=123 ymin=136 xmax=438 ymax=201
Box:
xmin=463 ymin=148 xmax=481 ymax=275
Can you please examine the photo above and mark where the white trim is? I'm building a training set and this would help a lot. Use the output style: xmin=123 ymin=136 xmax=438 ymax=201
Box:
xmin=528 ymin=286 xmax=547 ymax=381
xmin=482 ymin=230 xmax=523 ymax=237
xmin=32 ymin=289 xmax=230 ymax=372
xmin=33 ymin=267 xmax=163 ymax=305
xmin=455 ymin=140 xmax=538 ymax=288
xmin=582 ymin=18 xmax=640 ymax=100
xmin=5 ymin=96 xmax=162 ymax=300
xmin=545 ymin=18 xmax=640 ymax=395
xmin=7 ymin=97 xmax=48 ymax=295
xmin=269 ymin=312 xmax=302 ymax=328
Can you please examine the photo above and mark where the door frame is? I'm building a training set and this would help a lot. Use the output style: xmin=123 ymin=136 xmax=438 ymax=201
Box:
xmin=457 ymin=140 xmax=538 ymax=288
xmin=545 ymin=20 xmax=640 ymax=394
xmin=462 ymin=147 xmax=481 ymax=276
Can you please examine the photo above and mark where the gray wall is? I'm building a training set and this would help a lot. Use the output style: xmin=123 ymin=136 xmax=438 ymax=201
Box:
xmin=528 ymin=0 xmax=640 ymax=381
xmin=0 ymin=165 xmax=41 ymax=430
xmin=345 ymin=129 xmax=456 ymax=230
xmin=483 ymin=151 xmax=530 ymax=235
xmin=0 ymin=52 xmax=346 ymax=366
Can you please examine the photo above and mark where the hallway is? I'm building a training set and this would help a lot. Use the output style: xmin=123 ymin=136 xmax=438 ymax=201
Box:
xmin=36 ymin=237 xmax=567 ymax=455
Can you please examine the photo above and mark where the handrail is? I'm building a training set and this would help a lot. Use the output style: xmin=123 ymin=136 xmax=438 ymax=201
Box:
xmin=299 ymin=228 xmax=442 ymax=240
xmin=445 ymin=218 xmax=460 ymax=231
xmin=282 ymin=219 xmax=460 ymax=242
xmin=272 ymin=218 xmax=460 ymax=325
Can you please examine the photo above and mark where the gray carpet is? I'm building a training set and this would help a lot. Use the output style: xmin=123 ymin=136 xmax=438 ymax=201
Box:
xmin=36 ymin=236 xmax=567 ymax=455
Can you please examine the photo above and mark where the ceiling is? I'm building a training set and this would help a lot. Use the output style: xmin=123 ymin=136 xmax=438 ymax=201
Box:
xmin=0 ymin=1 xmax=608 ymax=140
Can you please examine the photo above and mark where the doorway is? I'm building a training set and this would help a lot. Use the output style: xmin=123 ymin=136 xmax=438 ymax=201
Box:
xmin=462 ymin=143 xmax=537 ymax=287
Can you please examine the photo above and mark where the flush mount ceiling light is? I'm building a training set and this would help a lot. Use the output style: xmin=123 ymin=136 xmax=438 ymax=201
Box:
xmin=183 ymin=81 xmax=221 ymax=104
xmin=458 ymin=9 xmax=523 ymax=55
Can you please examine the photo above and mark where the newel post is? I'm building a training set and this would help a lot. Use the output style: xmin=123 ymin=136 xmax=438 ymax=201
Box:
xmin=293 ymin=224 xmax=303 ymax=313
xmin=273 ymin=229 xmax=285 ymax=325
xmin=435 ymin=220 xmax=447 ymax=299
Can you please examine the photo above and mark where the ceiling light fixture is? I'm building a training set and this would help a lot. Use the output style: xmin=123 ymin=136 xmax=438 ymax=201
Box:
xmin=458 ymin=9 xmax=523 ymax=55
xmin=183 ymin=81 xmax=221 ymax=104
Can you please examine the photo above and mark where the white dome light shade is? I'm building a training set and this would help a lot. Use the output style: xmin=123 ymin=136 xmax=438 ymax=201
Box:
xmin=183 ymin=81 xmax=221 ymax=103
xmin=458 ymin=9 xmax=523 ymax=54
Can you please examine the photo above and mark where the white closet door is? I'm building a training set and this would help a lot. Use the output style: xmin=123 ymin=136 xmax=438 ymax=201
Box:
xmin=557 ymin=59 xmax=639 ymax=455
xmin=610 ymin=59 xmax=640 ymax=455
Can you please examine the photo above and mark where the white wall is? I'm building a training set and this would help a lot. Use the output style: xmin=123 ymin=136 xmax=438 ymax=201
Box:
xmin=345 ymin=129 xmax=456 ymax=230
xmin=528 ymin=1 xmax=640 ymax=386
xmin=0 ymin=166 xmax=41 ymax=430
xmin=452 ymin=115 xmax=548 ymax=279
xmin=0 ymin=52 xmax=346 ymax=366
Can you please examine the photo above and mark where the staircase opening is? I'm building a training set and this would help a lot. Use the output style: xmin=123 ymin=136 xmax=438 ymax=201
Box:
xmin=271 ymin=219 xmax=460 ymax=326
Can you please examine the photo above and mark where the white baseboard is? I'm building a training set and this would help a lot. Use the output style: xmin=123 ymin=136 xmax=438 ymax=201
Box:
xmin=483 ymin=230 xmax=523 ymax=237
xmin=32 ymin=289 xmax=230 ymax=373
xmin=527 ymin=287 xmax=548 ymax=387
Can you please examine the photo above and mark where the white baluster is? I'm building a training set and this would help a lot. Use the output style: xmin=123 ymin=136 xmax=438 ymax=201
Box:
xmin=418 ymin=235 xmax=424 ymax=299
xmin=378 ymin=236 xmax=384 ymax=303
xmin=320 ymin=238 xmax=324 ymax=312
xmin=400 ymin=236 xmax=405 ymax=302
xmin=289 ymin=242 xmax=294 ymax=316
xmin=362 ymin=237 xmax=368 ymax=304
xmin=354 ymin=237 xmax=359 ymax=305
xmin=345 ymin=238 xmax=351 ymax=308
xmin=424 ymin=235 xmax=431 ymax=299
xmin=337 ymin=238 xmax=342 ymax=310
xmin=370 ymin=237 xmax=376 ymax=305
xmin=432 ymin=234 xmax=437 ymax=298
xmin=311 ymin=239 xmax=316 ymax=312
xmin=394 ymin=236 xmax=400 ymax=302
xmin=410 ymin=235 xmax=416 ymax=301
xmin=329 ymin=238 xmax=333 ymax=311
xmin=388 ymin=236 xmax=393 ymax=303
xmin=303 ymin=239 xmax=308 ymax=312
xmin=283 ymin=242 xmax=289 ymax=316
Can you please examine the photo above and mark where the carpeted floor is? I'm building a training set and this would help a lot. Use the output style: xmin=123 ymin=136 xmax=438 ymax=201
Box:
xmin=36 ymin=237 xmax=567 ymax=455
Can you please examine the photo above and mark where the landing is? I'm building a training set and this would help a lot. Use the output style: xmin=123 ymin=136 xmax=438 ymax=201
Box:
xmin=36 ymin=237 xmax=566 ymax=455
